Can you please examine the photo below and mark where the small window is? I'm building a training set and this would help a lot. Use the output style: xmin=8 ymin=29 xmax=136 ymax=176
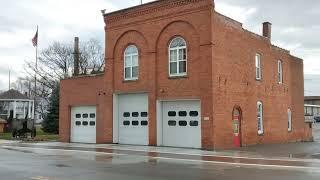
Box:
xmin=190 ymin=121 xmax=199 ymax=127
xmin=141 ymin=112 xmax=148 ymax=117
xmin=82 ymin=114 xmax=88 ymax=118
xmin=141 ymin=121 xmax=148 ymax=126
xmin=179 ymin=121 xmax=188 ymax=126
xmin=189 ymin=111 xmax=199 ymax=117
xmin=132 ymin=121 xmax=139 ymax=126
xmin=90 ymin=113 xmax=95 ymax=118
xmin=278 ymin=60 xmax=283 ymax=84
xmin=132 ymin=112 xmax=139 ymax=117
xmin=255 ymin=54 xmax=261 ymax=80
xmin=168 ymin=120 xmax=176 ymax=126
xmin=123 ymin=112 xmax=130 ymax=117
xmin=75 ymin=121 xmax=81 ymax=126
xmin=288 ymin=108 xmax=292 ymax=132
xmin=168 ymin=111 xmax=176 ymax=117
xmin=82 ymin=121 xmax=88 ymax=126
xmin=178 ymin=111 xmax=187 ymax=117
xmin=257 ymin=101 xmax=263 ymax=135
xmin=123 ymin=121 xmax=130 ymax=126
xmin=90 ymin=121 xmax=95 ymax=126
xmin=76 ymin=114 xmax=81 ymax=118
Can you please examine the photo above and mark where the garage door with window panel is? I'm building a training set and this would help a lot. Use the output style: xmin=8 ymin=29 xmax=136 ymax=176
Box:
xmin=71 ymin=106 xmax=96 ymax=143
xmin=162 ymin=100 xmax=201 ymax=148
xmin=118 ymin=94 xmax=149 ymax=145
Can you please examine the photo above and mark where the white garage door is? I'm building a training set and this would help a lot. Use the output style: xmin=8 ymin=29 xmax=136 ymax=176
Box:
xmin=71 ymin=106 xmax=96 ymax=143
xmin=162 ymin=100 xmax=201 ymax=148
xmin=118 ymin=94 xmax=148 ymax=145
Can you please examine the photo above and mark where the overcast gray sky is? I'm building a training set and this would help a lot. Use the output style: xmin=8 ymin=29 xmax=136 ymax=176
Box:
xmin=0 ymin=0 xmax=319 ymax=95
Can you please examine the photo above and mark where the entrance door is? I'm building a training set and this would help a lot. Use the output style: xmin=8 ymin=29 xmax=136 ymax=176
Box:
xmin=233 ymin=107 xmax=241 ymax=147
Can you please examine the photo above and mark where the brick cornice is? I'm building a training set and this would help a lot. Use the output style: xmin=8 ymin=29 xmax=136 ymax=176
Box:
xmin=105 ymin=0 xmax=213 ymax=24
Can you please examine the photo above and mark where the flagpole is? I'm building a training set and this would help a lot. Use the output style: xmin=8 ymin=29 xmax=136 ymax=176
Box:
xmin=34 ymin=25 xmax=38 ymax=121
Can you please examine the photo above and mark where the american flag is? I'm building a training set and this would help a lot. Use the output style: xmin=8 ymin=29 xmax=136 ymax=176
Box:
xmin=32 ymin=26 xmax=38 ymax=47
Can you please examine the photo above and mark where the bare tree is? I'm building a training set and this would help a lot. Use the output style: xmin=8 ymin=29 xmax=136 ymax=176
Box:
xmin=25 ymin=38 xmax=104 ymax=89
xmin=22 ymin=38 xmax=104 ymax=121
xmin=79 ymin=39 xmax=105 ymax=74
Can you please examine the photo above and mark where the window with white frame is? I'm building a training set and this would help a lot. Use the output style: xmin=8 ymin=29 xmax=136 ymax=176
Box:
xmin=288 ymin=108 xmax=292 ymax=132
xmin=255 ymin=54 xmax=261 ymax=80
xmin=257 ymin=101 xmax=263 ymax=135
xmin=124 ymin=45 xmax=139 ymax=80
xmin=278 ymin=60 xmax=283 ymax=84
xmin=169 ymin=37 xmax=187 ymax=76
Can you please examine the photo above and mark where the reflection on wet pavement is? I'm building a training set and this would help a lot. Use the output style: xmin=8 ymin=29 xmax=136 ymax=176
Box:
xmin=3 ymin=143 xmax=320 ymax=169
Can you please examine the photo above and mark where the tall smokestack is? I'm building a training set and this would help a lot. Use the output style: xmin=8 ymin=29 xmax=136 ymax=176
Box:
xmin=73 ymin=37 xmax=80 ymax=76
xmin=262 ymin=22 xmax=272 ymax=40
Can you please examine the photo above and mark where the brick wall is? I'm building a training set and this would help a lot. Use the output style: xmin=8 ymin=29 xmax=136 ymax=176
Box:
xmin=211 ymin=11 xmax=311 ymax=149
xmin=59 ymin=75 xmax=106 ymax=143
xmin=59 ymin=0 xmax=311 ymax=149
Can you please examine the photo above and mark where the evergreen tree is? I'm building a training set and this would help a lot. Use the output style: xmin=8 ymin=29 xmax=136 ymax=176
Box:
xmin=42 ymin=83 xmax=59 ymax=134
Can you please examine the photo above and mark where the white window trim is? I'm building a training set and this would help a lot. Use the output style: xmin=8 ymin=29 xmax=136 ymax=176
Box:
xmin=168 ymin=37 xmax=187 ymax=77
xmin=124 ymin=45 xmax=139 ymax=81
xmin=288 ymin=108 xmax=292 ymax=132
xmin=278 ymin=60 xmax=283 ymax=84
xmin=257 ymin=101 xmax=264 ymax=135
xmin=255 ymin=54 xmax=261 ymax=80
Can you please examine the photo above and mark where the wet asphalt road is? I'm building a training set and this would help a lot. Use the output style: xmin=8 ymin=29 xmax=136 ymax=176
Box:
xmin=0 ymin=124 xmax=319 ymax=180
xmin=1 ymin=144 xmax=320 ymax=180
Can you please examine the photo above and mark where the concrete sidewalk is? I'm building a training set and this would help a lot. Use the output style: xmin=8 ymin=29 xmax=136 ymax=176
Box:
xmin=2 ymin=123 xmax=319 ymax=160
xmin=239 ymin=123 xmax=320 ymax=159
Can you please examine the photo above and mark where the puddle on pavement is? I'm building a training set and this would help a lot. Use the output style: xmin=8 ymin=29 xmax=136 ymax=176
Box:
xmin=5 ymin=144 xmax=320 ymax=168
xmin=311 ymin=154 xmax=320 ymax=159
xmin=54 ymin=164 xmax=72 ymax=168
xmin=3 ymin=147 xmax=33 ymax=154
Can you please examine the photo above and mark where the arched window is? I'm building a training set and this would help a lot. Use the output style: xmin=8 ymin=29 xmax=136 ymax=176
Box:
xmin=124 ymin=45 xmax=139 ymax=80
xmin=257 ymin=101 xmax=263 ymax=135
xmin=169 ymin=37 xmax=187 ymax=76
xmin=288 ymin=108 xmax=292 ymax=132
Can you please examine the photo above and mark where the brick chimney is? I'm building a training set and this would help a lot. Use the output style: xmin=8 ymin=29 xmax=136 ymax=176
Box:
xmin=262 ymin=22 xmax=272 ymax=40
xmin=73 ymin=37 xmax=80 ymax=76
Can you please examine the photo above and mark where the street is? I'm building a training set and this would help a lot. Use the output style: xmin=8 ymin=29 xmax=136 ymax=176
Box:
xmin=0 ymin=124 xmax=319 ymax=180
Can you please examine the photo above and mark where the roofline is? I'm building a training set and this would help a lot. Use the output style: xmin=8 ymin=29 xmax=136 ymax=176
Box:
xmin=104 ymin=0 xmax=161 ymax=17
xmin=304 ymin=104 xmax=320 ymax=108
xmin=61 ymin=73 xmax=104 ymax=81
xmin=0 ymin=99 xmax=34 ymax=102
xmin=305 ymin=96 xmax=320 ymax=100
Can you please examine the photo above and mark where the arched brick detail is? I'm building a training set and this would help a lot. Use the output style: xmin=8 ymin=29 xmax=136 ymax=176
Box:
xmin=155 ymin=20 xmax=201 ymax=98
xmin=112 ymin=30 xmax=149 ymax=59
xmin=111 ymin=29 xmax=154 ymax=93
xmin=155 ymin=20 xmax=198 ymax=50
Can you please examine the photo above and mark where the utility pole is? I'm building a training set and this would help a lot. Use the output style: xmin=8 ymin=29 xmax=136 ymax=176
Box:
xmin=140 ymin=0 xmax=142 ymax=5
xmin=8 ymin=68 xmax=11 ymax=90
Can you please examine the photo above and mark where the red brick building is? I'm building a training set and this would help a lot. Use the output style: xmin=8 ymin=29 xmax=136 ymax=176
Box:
xmin=59 ymin=0 xmax=312 ymax=149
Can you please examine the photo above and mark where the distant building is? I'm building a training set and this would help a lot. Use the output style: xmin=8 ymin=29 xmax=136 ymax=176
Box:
xmin=304 ymin=96 xmax=320 ymax=122
xmin=305 ymin=96 xmax=320 ymax=106
xmin=0 ymin=89 xmax=35 ymax=120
